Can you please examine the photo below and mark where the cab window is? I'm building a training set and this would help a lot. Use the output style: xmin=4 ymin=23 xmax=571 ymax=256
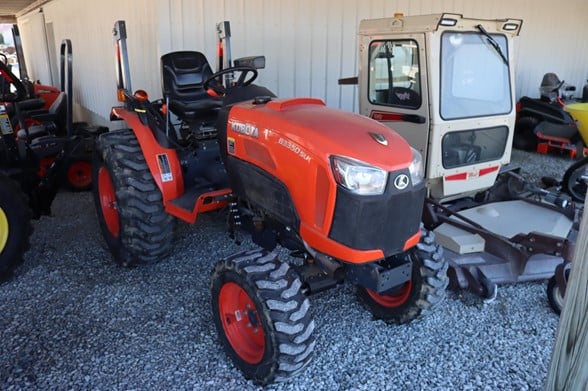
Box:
xmin=368 ymin=40 xmax=421 ymax=109
xmin=440 ymin=31 xmax=512 ymax=119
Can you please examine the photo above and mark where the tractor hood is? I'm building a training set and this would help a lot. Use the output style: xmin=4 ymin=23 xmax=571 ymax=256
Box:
xmin=228 ymin=97 xmax=414 ymax=172
xmin=223 ymin=96 xmax=425 ymax=264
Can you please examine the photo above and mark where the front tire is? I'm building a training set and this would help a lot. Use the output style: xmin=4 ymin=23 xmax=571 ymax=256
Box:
xmin=0 ymin=174 xmax=33 ymax=281
xmin=211 ymin=250 xmax=315 ymax=385
xmin=92 ymin=129 xmax=175 ymax=266
xmin=357 ymin=228 xmax=448 ymax=324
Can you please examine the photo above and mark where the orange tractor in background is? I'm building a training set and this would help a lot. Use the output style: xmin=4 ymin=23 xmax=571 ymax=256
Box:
xmin=1 ymin=39 xmax=105 ymax=280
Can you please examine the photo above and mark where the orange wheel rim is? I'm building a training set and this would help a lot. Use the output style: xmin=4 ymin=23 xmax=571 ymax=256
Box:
xmin=67 ymin=161 xmax=93 ymax=189
xmin=218 ymin=282 xmax=265 ymax=364
xmin=97 ymin=167 xmax=119 ymax=237
xmin=366 ymin=280 xmax=412 ymax=308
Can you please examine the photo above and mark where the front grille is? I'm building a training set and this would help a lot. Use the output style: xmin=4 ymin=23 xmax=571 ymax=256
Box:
xmin=329 ymin=169 xmax=425 ymax=257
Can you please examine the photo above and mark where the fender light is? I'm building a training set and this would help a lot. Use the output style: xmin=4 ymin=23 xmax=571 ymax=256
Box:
xmin=408 ymin=148 xmax=424 ymax=186
xmin=117 ymin=88 xmax=126 ymax=102
xmin=331 ymin=156 xmax=387 ymax=195
xmin=133 ymin=89 xmax=149 ymax=101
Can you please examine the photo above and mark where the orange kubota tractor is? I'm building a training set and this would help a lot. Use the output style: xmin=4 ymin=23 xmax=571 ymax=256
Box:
xmin=92 ymin=21 xmax=448 ymax=384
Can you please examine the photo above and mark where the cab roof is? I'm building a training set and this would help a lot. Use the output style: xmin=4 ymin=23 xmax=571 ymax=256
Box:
xmin=359 ymin=13 xmax=522 ymax=36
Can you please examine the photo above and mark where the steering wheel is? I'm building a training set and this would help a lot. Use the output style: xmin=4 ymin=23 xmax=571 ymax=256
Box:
xmin=203 ymin=66 xmax=258 ymax=96
xmin=549 ymin=79 xmax=566 ymax=94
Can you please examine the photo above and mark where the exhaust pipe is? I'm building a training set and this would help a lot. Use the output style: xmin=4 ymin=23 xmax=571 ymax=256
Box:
xmin=301 ymin=274 xmax=338 ymax=295
xmin=302 ymin=241 xmax=345 ymax=282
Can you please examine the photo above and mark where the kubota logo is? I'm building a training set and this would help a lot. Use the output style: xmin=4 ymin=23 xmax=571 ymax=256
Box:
xmin=369 ymin=132 xmax=388 ymax=146
xmin=231 ymin=121 xmax=258 ymax=138
xmin=394 ymin=174 xmax=409 ymax=190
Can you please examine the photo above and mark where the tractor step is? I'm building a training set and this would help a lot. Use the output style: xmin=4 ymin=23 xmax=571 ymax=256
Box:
xmin=165 ymin=184 xmax=231 ymax=224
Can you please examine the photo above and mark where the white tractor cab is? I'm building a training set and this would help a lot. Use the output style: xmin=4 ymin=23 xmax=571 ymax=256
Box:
xmin=341 ymin=13 xmax=577 ymax=301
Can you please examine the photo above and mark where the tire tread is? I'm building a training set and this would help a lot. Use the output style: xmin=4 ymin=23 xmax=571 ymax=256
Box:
xmin=94 ymin=130 xmax=175 ymax=266
xmin=211 ymin=250 xmax=315 ymax=385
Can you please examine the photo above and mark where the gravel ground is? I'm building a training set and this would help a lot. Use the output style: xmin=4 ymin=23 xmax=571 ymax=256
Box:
xmin=0 ymin=149 xmax=576 ymax=390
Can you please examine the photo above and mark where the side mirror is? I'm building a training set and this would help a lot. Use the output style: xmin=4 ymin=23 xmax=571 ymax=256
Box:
xmin=234 ymin=56 xmax=265 ymax=69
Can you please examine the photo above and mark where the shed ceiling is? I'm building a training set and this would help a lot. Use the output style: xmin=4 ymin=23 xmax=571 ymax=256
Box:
xmin=0 ymin=0 xmax=42 ymax=22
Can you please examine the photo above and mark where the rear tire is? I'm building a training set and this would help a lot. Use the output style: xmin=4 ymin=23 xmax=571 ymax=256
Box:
xmin=211 ymin=249 xmax=315 ymax=385
xmin=63 ymin=158 xmax=93 ymax=191
xmin=357 ymin=228 xmax=448 ymax=324
xmin=0 ymin=174 xmax=33 ymax=281
xmin=92 ymin=129 xmax=175 ymax=266
xmin=513 ymin=116 xmax=539 ymax=151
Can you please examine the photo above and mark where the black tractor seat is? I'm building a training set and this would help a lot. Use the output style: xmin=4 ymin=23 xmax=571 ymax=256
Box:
xmin=14 ymin=98 xmax=46 ymax=112
xmin=29 ymin=134 xmax=67 ymax=159
xmin=15 ymin=92 xmax=67 ymax=138
xmin=161 ymin=51 xmax=222 ymax=121
xmin=534 ymin=121 xmax=579 ymax=140
xmin=16 ymin=124 xmax=50 ymax=141
xmin=168 ymin=95 xmax=221 ymax=120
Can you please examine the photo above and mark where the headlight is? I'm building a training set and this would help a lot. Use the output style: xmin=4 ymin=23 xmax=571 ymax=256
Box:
xmin=331 ymin=156 xmax=387 ymax=195
xmin=408 ymin=147 xmax=424 ymax=186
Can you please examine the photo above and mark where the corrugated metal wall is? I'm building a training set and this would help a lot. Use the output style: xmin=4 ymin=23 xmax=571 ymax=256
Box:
xmin=17 ymin=10 xmax=53 ymax=86
xmin=17 ymin=0 xmax=588 ymax=126
xmin=18 ymin=0 xmax=160 ymax=127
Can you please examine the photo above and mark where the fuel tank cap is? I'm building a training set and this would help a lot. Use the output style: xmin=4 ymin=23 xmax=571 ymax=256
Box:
xmin=253 ymin=96 xmax=272 ymax=104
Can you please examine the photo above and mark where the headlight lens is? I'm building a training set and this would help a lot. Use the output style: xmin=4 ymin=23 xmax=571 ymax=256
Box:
xmin=408 ymin=147 xmax=424 ymax=186
xmin=331 ymin=156 xmax=387 ymax=195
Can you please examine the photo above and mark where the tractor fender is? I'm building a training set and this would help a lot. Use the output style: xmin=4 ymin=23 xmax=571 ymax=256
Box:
xmin=110 ymin=106 xmax=184 ymax=202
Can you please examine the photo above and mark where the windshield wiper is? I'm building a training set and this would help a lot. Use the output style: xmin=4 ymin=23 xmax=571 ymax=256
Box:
xmin=476 ymin=24 xmax=508 ymax=66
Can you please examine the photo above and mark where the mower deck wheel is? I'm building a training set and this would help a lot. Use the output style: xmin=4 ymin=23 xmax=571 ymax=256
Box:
xmin=562 ymin=156 xmax=588 ymax=203
xmin=357 ymin=227 xmax=448 ymax=324
xmin=211 ymin=249 xmax=315 ymax=385
xmin=547 ymin=264 xmax=570 ymax=315
xmin=547 ymin=277 xmax=565 ymax=315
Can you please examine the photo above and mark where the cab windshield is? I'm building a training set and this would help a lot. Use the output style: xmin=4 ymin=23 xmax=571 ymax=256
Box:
xmin=440 ymin=31 xmax=512 ymax=120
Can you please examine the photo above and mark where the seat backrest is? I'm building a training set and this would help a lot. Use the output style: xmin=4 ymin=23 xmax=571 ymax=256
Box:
xmin=161 ymin=51 xmax=214 ymax=103
xmin=49 ymin=92 xmax=67 ymax=131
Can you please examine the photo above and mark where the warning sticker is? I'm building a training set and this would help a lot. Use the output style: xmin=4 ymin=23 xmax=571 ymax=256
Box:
xmin=156 ymin=153 xmax=173 ymax=182
xmin=0 ymin=113 xmax=13 ymax=135
xmin=227 ymin=137 xmax=236 ymax=155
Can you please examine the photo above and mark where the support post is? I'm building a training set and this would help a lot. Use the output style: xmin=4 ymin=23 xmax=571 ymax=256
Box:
xmin=546 ymin=196 xmax=588 ymax=390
